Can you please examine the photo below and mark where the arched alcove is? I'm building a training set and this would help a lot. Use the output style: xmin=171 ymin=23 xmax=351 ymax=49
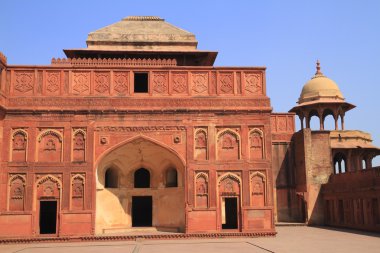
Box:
xmin=334 ymin=153 xmax=347 ymax=174
xmin=134 ymin=168 xmax=150 ymax=188
xmin=105 ymin=168 xmax=119 ymax=188
xmin=165 ymin=168 xmax=178 ymax=187
xmin=323 ymin=114 xmax=335 ymax=131
xmin=308 ymin=110 xmax=320 ymax=130
xmin=95 ymin=136 xmax=185 ymax=234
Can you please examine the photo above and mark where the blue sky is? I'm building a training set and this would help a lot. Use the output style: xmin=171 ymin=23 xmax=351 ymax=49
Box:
xmin=1 ymin=0 xmax=379 ymax=165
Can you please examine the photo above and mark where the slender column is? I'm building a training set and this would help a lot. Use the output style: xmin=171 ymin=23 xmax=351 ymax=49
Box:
xmin=300 ymin=116 xmax=304 ymax=129
xmin=306 ymin=116 xmax=310 ymax=129
xmin=341 ymin=116 xmax=345 ymax=130
xmin=319 ymin=115 xmax=324 ymax=130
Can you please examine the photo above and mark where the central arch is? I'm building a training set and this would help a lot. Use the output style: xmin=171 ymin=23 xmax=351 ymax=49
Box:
xmin=95 ymin=135 xmax=185 ymax=234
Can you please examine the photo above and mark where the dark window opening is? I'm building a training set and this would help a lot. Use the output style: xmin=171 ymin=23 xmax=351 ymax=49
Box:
xmin=166 ymin=169 xmax=178 ymax=187
xmin=132 ymin=196 xmax=152 ymax=227
xmin=105 ymin=168 xmax=118 ymax=188
xmin=134 ymin=73 xmax=149 ymax=93
xmin=39 ymin=201 xmax=57 ymax=234
xmin=222 ymin=197 xmax=238 ymax=229
xmin=134 ymin=168 xmax=150 ymax=188
xmin=334 ymin=153 xmax=347 ymax=174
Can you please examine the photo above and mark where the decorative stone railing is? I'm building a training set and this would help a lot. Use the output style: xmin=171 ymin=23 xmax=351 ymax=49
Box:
xmin=51 ymin=57 xmax=177 ymax=67
xmin=5 ymin=67 xmax=266 ymax=99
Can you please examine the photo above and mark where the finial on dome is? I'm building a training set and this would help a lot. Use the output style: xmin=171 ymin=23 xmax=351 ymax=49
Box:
xmin=312 ymin=60 xmax=324 ymax=79
xmin=315 ymin=60 xmax=323 ymax=75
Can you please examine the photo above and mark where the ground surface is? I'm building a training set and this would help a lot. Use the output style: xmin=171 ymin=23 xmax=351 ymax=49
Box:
xmin=0 ymin=226 xmax=379 ymax=253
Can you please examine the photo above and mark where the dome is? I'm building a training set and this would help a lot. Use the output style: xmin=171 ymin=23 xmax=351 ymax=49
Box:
xmin=298 ymin=61 xmax=344 ymax=104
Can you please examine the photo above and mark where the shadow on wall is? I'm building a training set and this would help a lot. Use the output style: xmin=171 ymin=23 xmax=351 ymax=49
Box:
xmin=274 ymin=141 xmax=305 ymax=222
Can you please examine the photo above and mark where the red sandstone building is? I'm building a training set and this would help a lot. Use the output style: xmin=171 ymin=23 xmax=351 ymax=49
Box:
xmin=0 ymin=16 xmax=379 ymax=239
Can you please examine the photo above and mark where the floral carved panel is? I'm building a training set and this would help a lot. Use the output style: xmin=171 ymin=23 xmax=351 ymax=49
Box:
xmin=172 ymin=72 xmax=188 ymax=94
xmin=46 ymin=72 xmax=60 ymax=94
xmin=14 ymin=71 xmax=34 ymax=95
xmin=192 ymin=72 xmax=209 ymax=94
xmin=152 ymin=72 xmax=168 ymax=94
xmin=244 ymin=73 xmax=262 ymax=95
xmin=94 ymin=72 xmax=110 ymax=94
xmin=219 ymin=73 xmax=234 ymax=94
xmin=113 ymin=72 xmax=129 ymax=94
xmin=72 ymin=72 xmax=90 ymax=95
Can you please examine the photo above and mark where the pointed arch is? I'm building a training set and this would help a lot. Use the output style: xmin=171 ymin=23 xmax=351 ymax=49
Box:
xmin=36 ymin=174 xmax=62 ymax=189
xmin=71 ymin=173 xmax=85 ymax=210
xmin=11 ymin=129 xmax=28 ymax=162
xmin=249 ymin=128 xmax=265 ymax=159
xmin=37 ymin=129 xmax=63 ymax=142
xmin=94 ymin=134 xmax=186 ymax=168
xmin=218 ymin=172 xmax=242 ymax=185
xmin=36 ymin=129 xmax=63 ymax=162
xmin=195 ymin=172 xmax=209 ymax=208
xmin=250 ymin=171 xmax=267 ymax=206
xmin=216 ymin=128 xmax=241 ymax=160
xmin=7 ymin=174 xmax=27 ymax=211
xmin=194 ymin=128 xmax=208 ymax=160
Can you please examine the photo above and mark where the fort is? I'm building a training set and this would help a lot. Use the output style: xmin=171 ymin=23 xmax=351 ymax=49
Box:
xmin=0 ymin=16 xmax=378 ymax=240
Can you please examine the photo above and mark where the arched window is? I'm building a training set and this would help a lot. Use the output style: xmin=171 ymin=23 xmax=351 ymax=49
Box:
xmin=166 ymin=169 xmax=178 ymax=187
xmin=134 ymin=168 xmax=150 ymax=188
xmin=362 ymin=159 xmax=366 ymax=170
xmin=333 ymin=153 xmax=347 ymax=174
xmin=105 ymin=168 xmax=118 ymax=188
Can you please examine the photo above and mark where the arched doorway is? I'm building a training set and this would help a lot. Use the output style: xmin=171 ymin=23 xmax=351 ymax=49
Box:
xmin=95 ymin=136 xmax=185 ymax=234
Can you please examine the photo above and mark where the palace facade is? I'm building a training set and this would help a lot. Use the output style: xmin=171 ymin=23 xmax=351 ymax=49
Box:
xmin=0 ymin=16 xmax=378 ymax=239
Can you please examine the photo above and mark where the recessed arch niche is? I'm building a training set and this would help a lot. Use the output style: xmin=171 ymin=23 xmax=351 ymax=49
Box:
xmin=95 ymin=136 xmax=185 ymax=234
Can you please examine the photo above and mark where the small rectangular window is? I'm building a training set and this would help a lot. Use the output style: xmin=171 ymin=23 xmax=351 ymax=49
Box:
xmin=134 ymin=72 xmax=149 ymax=93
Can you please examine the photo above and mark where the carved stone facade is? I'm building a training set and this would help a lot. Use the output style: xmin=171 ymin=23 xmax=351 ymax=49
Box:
xmin=0 ymin=16 xmax=378 ymax=240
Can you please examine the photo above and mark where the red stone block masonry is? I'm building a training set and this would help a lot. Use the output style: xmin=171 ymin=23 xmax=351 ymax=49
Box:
xmin=0 ymin=16 xmax=379 ymax=239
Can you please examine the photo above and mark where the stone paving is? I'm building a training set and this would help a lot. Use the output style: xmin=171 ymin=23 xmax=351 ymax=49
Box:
xmin=0 ymin=226 xmax=379 ymax=253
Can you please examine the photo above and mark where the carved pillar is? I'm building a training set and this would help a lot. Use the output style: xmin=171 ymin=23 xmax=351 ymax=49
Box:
xmin=341 ymin=115 xmax=345 ymax=130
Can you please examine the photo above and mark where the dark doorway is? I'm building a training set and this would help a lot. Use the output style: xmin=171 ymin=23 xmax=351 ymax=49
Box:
xmin=39 ymin=201 xmax=57 ymax=234
xmin=132 ymin=196 xmax=152 ymax=227
xmin=222 ymin=197 xmax=238 ymax=229
xmin=134 ymin=168 xmax=150 ymax=188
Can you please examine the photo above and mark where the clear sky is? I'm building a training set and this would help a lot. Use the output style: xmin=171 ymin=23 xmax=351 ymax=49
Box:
xmin=1 ymin=0 xmax=379 ymax=165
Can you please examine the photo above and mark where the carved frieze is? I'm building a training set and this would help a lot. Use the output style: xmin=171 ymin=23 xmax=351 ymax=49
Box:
xmin=95 ymin=126 xmax=187 ymax=132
